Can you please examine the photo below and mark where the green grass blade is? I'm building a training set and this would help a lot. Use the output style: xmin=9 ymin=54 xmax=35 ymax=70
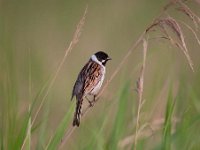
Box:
xmin=107 ymin=82 xmax=130 ymax=150
xmin=162 ymin=87 xmax=176 ymax=150
xmin=46 ymin=105 xmax=73 ymax=150
xmin=36 ymin=100 xmax=50 ymax=150
xmin=86 ymin=115 xmax=109 ymax=150
xmin=24 ymin=108 xmax=31 ymax=150
xmin=13 ymin=112 xmax=30 ymax=149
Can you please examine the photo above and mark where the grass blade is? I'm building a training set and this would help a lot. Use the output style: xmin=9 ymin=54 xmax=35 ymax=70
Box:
xmin=107 ymin=82 xmax=130 ymax=150
xmin=162 ymin=87 xmax=176 ymax=150
xmin=46 ymin=105 xmax=73 ymax=150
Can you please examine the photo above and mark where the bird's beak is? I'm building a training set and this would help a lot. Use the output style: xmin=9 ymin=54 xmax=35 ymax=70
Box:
xmin=107 ymin=57 xmax=112 ymax=61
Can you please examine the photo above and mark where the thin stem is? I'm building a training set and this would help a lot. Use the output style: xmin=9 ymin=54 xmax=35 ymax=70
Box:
xmin=134 ymin=39 xmax=148 ymax=150
xmin=20 ymin=5 xmax=88 ymax=150
xmin=31 ymin=6 xmax=88 ymax=127
xmin=21 ymin=49 xmax=32 ymax=150
xmin=59 ymin=32 xmax=145 ymax=148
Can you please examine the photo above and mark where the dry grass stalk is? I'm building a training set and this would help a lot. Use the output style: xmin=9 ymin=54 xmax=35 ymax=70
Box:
xmin=118 ymin=117 xmax=180 ymax=149
xmin=161 ymin=17 xmax=194 ymax=71
xmin=146 ymin=21 xmax=160 ymax=33
xmin=45 ymin=135 xmax=53 ymax=150
xmin=177 ymin=7 xmax=198 ymax=29
xmin=146 ymin=16 xmax=194 ymax=72
xmin=58 ymin=126 xmax=76 ymax=149
xmin=60 ymin=1 xmax=198 ymax=148
xmin=134 ymin=39 xmax=148 ymax=150
xmin=59 ymin=32 xmax=146 ymax=148
xmin=161 ymin=17 xmax=183 ymax=40
xmin=176 ymin=7 xmax=198 ymax=28
xmin=30 ymin=5 xmax=88 ymax=135
xmin=177 ymin=1 xmax=200 ymax=28
xmin=181 ymin=21 xmax=200 ymax=46
xmin=33 ymin=7 xmax=87 ymax=150
xmin=96 ymin=33 xmax=145 ymax=101
xmin=159 ymin=22 xmax=194 ymax=72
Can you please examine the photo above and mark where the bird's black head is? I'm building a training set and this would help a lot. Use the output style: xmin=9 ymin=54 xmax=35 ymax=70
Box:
xmin=94 ymin=51 xmax=111 ymax=66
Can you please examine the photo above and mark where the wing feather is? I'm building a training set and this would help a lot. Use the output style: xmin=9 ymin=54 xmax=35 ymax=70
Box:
xmin=71 ymin=60 xmax=102 ymax=100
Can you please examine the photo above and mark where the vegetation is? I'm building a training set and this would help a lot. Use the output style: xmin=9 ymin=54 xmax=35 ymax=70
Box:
xmin=1 ymin=0 xmax=200 ymax=149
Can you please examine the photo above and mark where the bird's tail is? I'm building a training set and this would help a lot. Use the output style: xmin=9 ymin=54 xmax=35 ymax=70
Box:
xmin=73 ymin=99 xmax=83 ymax=127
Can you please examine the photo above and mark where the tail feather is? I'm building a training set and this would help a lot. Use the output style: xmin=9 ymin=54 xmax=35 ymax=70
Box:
xmin=73 ymin=99 xmax=83 ymax=127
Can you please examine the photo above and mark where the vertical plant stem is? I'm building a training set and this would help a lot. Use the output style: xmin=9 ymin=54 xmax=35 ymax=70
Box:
xmin=59 ymin=32 xmax=145 ymax=148
xmin=134 ymin=39 xmax=148 ymax=149
xmin=31 ymin=6 xmax=88 ymax=127
xmin=21 ymin=49 xmax=32 ymax=150
xmin=21 ymin=5 xmax=87 ymax=150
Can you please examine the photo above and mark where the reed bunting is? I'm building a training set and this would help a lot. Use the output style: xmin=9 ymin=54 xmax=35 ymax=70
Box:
xmin=71 ymin=51 xmax=111 ymax=127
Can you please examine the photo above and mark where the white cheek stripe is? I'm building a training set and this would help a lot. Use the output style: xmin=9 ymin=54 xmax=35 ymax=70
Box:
xmin=102 ymin=60 xmax=106 ymax=63
xmin=91 ymin=55 xmax=102 ymax=65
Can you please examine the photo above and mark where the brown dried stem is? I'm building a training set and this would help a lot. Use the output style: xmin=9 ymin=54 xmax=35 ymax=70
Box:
xmin=180 ymin=21 xmax=200 ymax=46
xmin=59 ymin=32 xmax=146 ymax=149
xmin=119 ymin=117 xmax=180 ymax=149
xmin=60 ymin=1 xmax=197 ymax=148
xmin=134 ymin=39 xmax=148 ymax=150
xmin=177 ymin=1 xmax=200 ymax=28
xmin=147 ymin=16 xmax=194 ymax=72
xmin=30 ymin=4 xmax=88 ymax=137
xmin=22 ymin=6 xmax=87 ymax=150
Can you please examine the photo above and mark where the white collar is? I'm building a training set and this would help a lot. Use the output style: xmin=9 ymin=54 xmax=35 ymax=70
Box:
xmin=91 ymin=55 xmax=103 ymax=66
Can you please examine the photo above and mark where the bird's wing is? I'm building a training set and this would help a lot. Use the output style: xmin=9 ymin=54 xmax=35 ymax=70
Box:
xmin=71 ymin=60 xmax=102 ymax=100
xmin=82 ymin=61 xmax=102 ymax=95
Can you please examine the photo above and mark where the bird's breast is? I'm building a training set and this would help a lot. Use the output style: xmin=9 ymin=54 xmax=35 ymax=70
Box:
xmin=90 ymin=66 xmax=105 ymax=95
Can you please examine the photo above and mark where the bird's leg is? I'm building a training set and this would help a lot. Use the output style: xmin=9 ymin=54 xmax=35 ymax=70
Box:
xmin=93 ymin=95 xmax=96 ymax=102
xmin=90 ymin=95 xmax=97 ymax=106
xmin=85 ymin=96 xmax=94 ymax=107
xmin=93 ymin=95 xmax=100 ymax=102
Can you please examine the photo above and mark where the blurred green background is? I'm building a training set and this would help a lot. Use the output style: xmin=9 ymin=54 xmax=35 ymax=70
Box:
xmin=1 ymin=0 xmax=200 ymax=149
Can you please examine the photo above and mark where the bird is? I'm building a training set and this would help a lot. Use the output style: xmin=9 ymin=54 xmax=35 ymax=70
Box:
xmin=71 ymin=51 xmax=111 ymax=127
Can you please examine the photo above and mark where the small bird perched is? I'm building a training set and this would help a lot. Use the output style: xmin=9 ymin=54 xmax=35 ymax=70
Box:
xmin=71 ymin=51 xmax=111 ymax=127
